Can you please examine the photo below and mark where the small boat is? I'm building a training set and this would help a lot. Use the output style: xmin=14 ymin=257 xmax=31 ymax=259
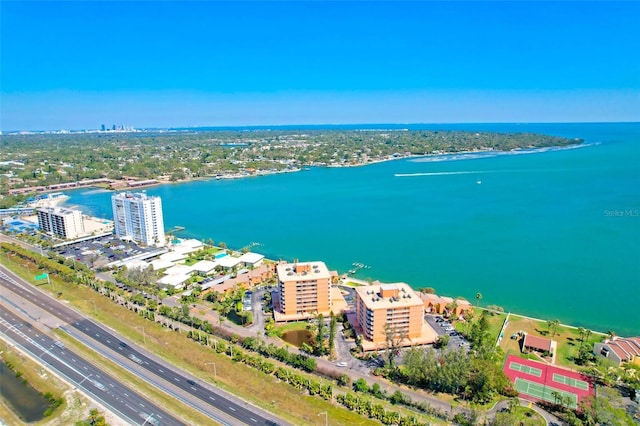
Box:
xmin=476 ymin=180 xmax=482 ymax=185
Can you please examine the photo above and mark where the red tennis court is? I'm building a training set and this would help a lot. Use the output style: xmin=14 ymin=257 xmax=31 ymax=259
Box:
xmin=503 ymin=354 xmax=593 ymax=408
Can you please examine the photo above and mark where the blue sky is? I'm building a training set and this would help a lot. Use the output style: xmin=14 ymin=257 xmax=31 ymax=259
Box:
xmin=2 ymin=1 xmax=639 ymax=130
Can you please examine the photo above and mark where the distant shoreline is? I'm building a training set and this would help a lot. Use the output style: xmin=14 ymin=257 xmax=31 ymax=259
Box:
xmin=114 ymin=142 xmax=588 ymax=189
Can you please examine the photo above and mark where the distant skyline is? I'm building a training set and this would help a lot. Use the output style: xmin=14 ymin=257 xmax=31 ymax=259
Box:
xmin=2 ymin=1 xmax=639 ymax=131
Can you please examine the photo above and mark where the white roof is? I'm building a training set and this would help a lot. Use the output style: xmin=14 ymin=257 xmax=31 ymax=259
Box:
xmin=191 ymin=260 xmax=218 ymax=273
xmin=158 ymin=274 xmax=190 ymax=287
xmin=159 ymin=252 xmax=186 ymax=262
xmin=217 ymin=256 xmax=242 ymax=268
xmin=164 ymin=264 xmax=193 ymax=276
xmin=150 ymin=259 xmax=175 ymax=271
xmin=238 ymin=252 xmax=265 ymax=264
xmin=176 ymin=238 xmax=204 ymax=249
xmin=174 ymin=245 xmax=196 ymax=255
xmin=125 ymin=259 xmax=149 ymax=270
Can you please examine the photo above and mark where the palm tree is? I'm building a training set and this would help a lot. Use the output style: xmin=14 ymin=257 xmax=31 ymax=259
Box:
xmin=578 ymin=327 xmax=586 ymax=343
xmin=475 ymin=292 xmax=483 ymax=307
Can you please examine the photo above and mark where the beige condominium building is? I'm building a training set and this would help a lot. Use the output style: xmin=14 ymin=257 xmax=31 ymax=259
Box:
xmin=276 ymin=261 xmax=332 ymax=320
xmin=354 ymin=282 xmax=437 ymax=350
xmin=36 ymin=206 xmax=85 ymax=240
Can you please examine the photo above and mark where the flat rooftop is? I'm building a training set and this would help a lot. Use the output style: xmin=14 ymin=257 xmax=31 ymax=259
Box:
xmin=355 ymin=282 xmax=422 ymax=310
xmin=276 ymin=261 xmax=331 ymax=281
xmin=37 ymin=206 xmax=81 ymax=215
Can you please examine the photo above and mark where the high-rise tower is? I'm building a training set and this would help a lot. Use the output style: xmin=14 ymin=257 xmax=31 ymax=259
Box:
xmin=111 ymin=192 xmax=165 ymax=247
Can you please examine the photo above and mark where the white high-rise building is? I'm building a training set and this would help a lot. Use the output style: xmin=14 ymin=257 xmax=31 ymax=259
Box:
xmin=37 ymin=207 xmax=85 ymax=240
xmin=111 ymin=192 xmax=165 ymax=247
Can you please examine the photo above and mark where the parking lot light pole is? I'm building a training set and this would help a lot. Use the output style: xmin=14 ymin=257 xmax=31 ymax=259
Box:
xmin=135 ymin=326 xmax=146 ymax=345
xmin=205 ymin=362 xmax=216 ymax=381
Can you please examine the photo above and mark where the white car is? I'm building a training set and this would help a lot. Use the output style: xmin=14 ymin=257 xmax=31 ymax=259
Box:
xmin=336 ymin=362 xmax=348 ymax=367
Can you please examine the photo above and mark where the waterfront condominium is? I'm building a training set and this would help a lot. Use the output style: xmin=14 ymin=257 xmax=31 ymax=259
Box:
xmin=111 ymin=192 xmax=165 ymax=247
xmin=354 ymin=282 xmax=425 ymax=347
xmin=36 ymin=206 xmax=85 ymax=240
xmin=276 ymin=261 xmax=332 ymax=318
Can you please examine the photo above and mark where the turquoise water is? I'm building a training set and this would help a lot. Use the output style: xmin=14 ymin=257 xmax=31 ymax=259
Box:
xmin=63 ymin=123 xmax=640 ymax=335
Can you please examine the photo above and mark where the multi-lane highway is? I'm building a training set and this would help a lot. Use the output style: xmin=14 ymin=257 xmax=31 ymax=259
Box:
xmin=0 ymin=265 xmax=285 ymax=426
xmin=0 ymin=308 xmax=183 ymax=426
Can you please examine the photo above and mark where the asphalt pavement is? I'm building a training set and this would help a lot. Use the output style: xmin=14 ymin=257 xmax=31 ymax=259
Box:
xmin=0 ymin=306 xmax=183 ymax=426
xmin=0 ymin=265 xmax=286 ymax=426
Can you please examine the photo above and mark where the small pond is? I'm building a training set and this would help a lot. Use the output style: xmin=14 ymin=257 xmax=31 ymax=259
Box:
xmin=0 ymin=362 xmax=50 ymax=423
xmin=281 ymin=329 xmax=313 ymax=347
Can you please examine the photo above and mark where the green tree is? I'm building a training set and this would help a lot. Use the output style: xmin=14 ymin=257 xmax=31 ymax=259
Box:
xmin=547 ymin=319 xmax=560 ymax=338
xmin=315 ymin=313 xmax=326 ymax=356
xmin=384 ymin=322 xmax=407 ymax=372
xmin=328 ymin=311 xmax=337 ymax=357
xmin=353 ymin=378 xmax=369 ymax=393
xmin=475 ymin=292 xmax=482 ymax=307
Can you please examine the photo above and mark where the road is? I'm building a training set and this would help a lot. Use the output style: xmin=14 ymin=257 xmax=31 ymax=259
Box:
xmin=0 ymin=307 xmax=183 ymax=426
xmin=0 ymin=265 xmax=285 ymax=426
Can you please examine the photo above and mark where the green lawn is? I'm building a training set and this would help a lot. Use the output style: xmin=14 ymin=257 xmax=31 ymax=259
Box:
xmin=500 ymin=314 xmax=604 ymax=368
xmin=453 ymin=309 xmax=507 ymax=344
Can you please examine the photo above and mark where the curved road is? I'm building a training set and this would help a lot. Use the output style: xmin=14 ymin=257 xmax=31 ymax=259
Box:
xmin=0 ymin=265 xmax=284 ymax=426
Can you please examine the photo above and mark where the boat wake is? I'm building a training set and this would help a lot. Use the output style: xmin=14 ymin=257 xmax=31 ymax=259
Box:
xmin=395 ymin=171 xmax=483 ymax=177
xmin=409 ymin=143 xmax=598 ymax=164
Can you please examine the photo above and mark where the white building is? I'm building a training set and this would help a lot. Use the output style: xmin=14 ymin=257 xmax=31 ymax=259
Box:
xmin=111 ymin=192 xmax=165 ymax=247
xmin=238 ymin=252 xmax=265 ymax=267
xmin=36 ymin=207 xmax=85 ymax=239
xmin=191 ymin=260 xmax=218 ymax=276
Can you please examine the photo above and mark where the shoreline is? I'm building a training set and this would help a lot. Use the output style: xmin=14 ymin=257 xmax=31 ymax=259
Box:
xmin=5 ymin=142 xmax=585 ymax=196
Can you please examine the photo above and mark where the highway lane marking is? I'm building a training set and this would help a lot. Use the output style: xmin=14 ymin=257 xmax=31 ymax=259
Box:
xmin=251 ymin=418 xmax=257 ymax=423
xmin=191 ymin=386 xmax=196 ymax=391
xmin=158 ymin=369 xmax=164 ymax=373
xmin=229 ymin=407 xmax=236 ymax=411
xmin=124 ymin=393 xmax=129 ymax=397
xmin=173 ymin=377 xmax=179 ymax=382
xmin=0 ymin=272 xmax=34 ymax=294
xmin=209 ymin=396 xmax=215 ymax=401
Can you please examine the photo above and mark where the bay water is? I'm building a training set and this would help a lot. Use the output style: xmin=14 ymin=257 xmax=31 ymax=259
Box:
xmin=63 ymin=123 xmax=640 ymax=335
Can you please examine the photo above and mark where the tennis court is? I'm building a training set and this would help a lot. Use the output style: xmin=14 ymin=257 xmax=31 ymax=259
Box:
xmin=509 ymin=361 xmax=542 ymax=377
xmin=552 ymin=373 xmax=590 ymax=390
xmin=515 ymin=378 xmax=578 ymax=409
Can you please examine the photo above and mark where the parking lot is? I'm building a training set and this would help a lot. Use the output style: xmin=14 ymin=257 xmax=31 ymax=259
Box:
xmin=425 ymin=314 xmax=470 ymax=351
xmin=54 ymin=235 xmax=162 ymax=268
